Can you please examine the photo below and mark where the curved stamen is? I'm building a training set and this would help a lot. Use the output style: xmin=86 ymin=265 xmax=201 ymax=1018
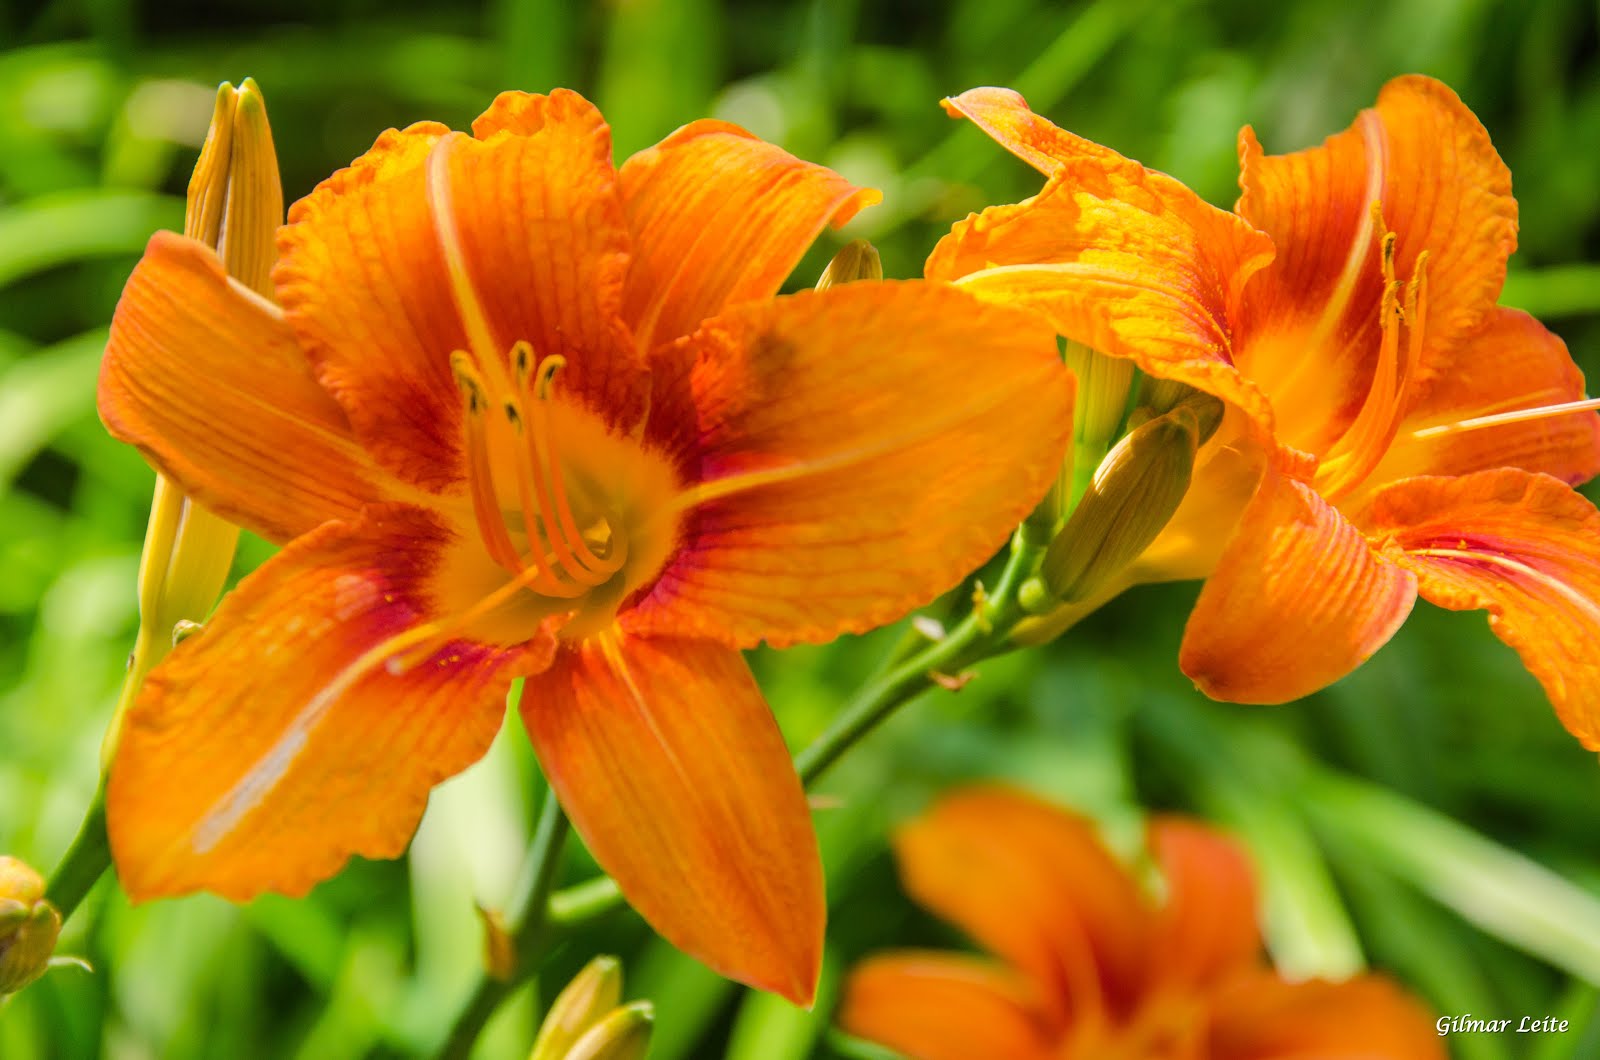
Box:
xmin=523 ymin=356 xmax=622 ymax=584
xmin=498 ymin=341 xmax=583 ymax=594
xmin=452 ymin=352 xmax=529 ymax=576
xmin=1318 ymin=226 xmax=1430 ymax=500
xmin=1410 ymin=396 xmax=1600 ymax=440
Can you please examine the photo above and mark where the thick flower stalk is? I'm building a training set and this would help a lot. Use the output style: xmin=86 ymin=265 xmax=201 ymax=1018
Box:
xmin=929 ymin=76 xmax=1600 ymax=745
xmin=838 ymin=788 xmax=1443 ymax=1059
xmin=106 ymin=79 xmax=282 ymax=761
xmin=97 ymin=89 xmax=1074 ymax=1002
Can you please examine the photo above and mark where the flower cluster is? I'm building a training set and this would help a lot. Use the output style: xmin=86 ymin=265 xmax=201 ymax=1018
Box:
xmin=54 ymin=69 xmax=1595 ymax=1053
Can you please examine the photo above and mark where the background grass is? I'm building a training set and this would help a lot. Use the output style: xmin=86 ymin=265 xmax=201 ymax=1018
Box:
xmin=4 ymin=0 xmax=1600 ymax=1056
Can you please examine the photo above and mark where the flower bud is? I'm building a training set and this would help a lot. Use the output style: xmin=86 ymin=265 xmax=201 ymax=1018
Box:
xmin=105 ymin=79 xmax=284 ymax=767
xmin=563 ymin=1001 xmax=654 ymax=1060
xmin=1138 ymin=377 xmax=1225 ymax=444
xmin=814 ymin=239 xmax=882 ymax=290
xmin=1036 ymin=405 xmax=1201 ymax=603
xmin=530 ymin=955 xmax=626 ymax=1060
xmin=0 ymin=857 xmax=62 ymax=995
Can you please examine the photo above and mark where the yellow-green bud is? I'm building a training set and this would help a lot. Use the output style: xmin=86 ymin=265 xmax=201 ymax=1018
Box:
xmin=564 ymin=1002 xmax=654 ymax=1060
xmin=814 ymin=239 xmax=882 ymax=290
xmin=105 ymin=78 xmax=285 ymax=768
xmin=1037 ymin=405 xmax=1201 ymax=603
xmin=0 ymin=857 xmax=62 ymax=995
xmin=530 ymin=956 xmax=625 ymax=1060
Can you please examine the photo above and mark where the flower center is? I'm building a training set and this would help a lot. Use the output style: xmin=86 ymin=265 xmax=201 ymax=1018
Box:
xmin=420 ymin=341 xmax=679 ymax=654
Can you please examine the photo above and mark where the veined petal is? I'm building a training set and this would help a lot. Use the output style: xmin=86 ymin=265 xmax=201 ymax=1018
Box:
xmin=838 ymin=953 xmax=1056 ymax=1060
xmin=1179 ymin=464 xmax=1417 ymax=703
xmin=277 ymin=93 xmax=643 ymax=488
xmin=1145 ymin=818 xmax=1260 ymax=992
xmin=1366 ymin=307 xmax=1600 ymax=492
xmin=520 ymin=633 xmax=823 ymax=1004
xmin=454 ymin=91 xmax=643 ymax=422
xmin=941 ymin=86 xmax=1125 ymax=176
xmin=892 ymin=787 xmax=1147 ymax=1023
xmin=107 ymin=505 xmax=550 ymax=900
xmin=1208 ymin=973 xmax=1445 ymax=1059
xmin=926 ymin=152 xmax=1279 ymax=440
xmin=100 ymin=232 xmax=391 ymax=544
xmin=623 ymin=281 xmax=1072 ymax=648
xmin=274 ymin=121 xmax=463 ymax=491
xmin=1235 ymin=75 xmax=1517 ymax=452
xmin=1368 ymin=470 xmax=1600 ymax=749
xmin=618 ymin=119 xmax=879 ymax=352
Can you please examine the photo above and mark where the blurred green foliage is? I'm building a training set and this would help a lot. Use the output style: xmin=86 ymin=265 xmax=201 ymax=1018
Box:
xmin=4 ymin=0 xmax=1600 ymax=1057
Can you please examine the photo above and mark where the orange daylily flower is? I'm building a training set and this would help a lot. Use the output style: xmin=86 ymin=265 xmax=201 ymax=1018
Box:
xmin=928 ymin=76 xmax=1600 ymax=744
xmin=97 ymin=89 xmax=1074 ymax=1002
xmin=839 ymin=787 xmax=1443 ymax=1060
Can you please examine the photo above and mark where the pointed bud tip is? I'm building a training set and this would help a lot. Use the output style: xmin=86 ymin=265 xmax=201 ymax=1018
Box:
xmin=815 ymin=239 xmax=883 ymax=290
xmin=564 ymin=1001 xmax=655 ymax=1060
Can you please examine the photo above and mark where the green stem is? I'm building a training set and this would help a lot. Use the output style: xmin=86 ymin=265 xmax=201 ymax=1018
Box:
xmin=44 ymin=784 xmax=110 ymax=921
xmin=435 ymin=789 xmax=570 ymax=1060
xmin=796 ymin=531 xmax=1039 ymax=783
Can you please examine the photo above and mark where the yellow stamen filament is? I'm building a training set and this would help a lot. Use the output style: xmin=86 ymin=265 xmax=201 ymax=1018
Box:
xmin=1318 ymin=218 xmax=1430 ymax=500
xmin=452 ymin=353 xmax=538 ymax=578
xmin=522 ymin=356 xmax=617 ymax=583
xmin=1410 ymin=397 xmax=1600 ymax=439
xmin=1409 ymin=548 xmax=1600 ymax=626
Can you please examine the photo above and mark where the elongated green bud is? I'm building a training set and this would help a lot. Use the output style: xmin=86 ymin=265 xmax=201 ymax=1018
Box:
xmin=105 ymin=79 xmax=285 ymax=767
xmin=0 ymin=857 xmax=61 ymax=995
xmin=1036 ymin=405 xmax=1201 ymax=603
xmin=815 ymin=239 xmax=882 ymax=289
xmin=530 ymin=956 xmax=626 ymax=1060
xmin=564 ymin=1002 xmax=654 ymax=1060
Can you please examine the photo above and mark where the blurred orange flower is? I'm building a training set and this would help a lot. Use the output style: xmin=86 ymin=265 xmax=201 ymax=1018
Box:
xmin=839 ymin=788 xmax=1443 ymax=1060
xmin=931 ymin=76 xmax=1600 ymax=744
xmin=97 ymin=89 xmax=1073 ymax=1002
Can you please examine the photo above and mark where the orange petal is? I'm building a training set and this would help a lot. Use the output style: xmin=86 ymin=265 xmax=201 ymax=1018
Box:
xmin=273 ymin=121 xmax=466 ymax=492
xmin=622 ymin=281 xmax=1072 ymax=648
xmin=941 ymin=86 xmax=1124 ymax=176
xmin=838 ymin=952 xmax=1056 ymax=1060
xmin=278 ymin=93 xmax=643 ymax=486
xmin=520 ymin=633 xmax=823 ymax=1004
xmin=891 ymin=787 xmax=1147 ymax=1022
xmin=1235 ymin=75 xmax=1517 ymax=453
xmin=925 ymin=140 xmax=1279 ymax=441
xmin=107 ymin=504 xmax=550 ymax=900
xmin=100 ymin=231 xmax=390 ymax=544
xmin=1209 ymin=973 xmax=1445 ymax=1059
xmin=1179 ymin=464 xmax=1417 ymax=703
xmin=1367 ymin=469 xmax=1600 ymax=749
xmin=451 ymin=91 xmax=643 ymax=423
xmin=1146 ymin=817 xmax=1261 ymax=991
xmin=1368 ymin=307 xmax=1600 ymax=491
xmin=618 ymin=119 xmax=879 ymax=351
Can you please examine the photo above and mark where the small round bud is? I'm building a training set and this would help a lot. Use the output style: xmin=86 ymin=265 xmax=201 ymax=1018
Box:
xmin=0 ymin=857 xmax=63 ymax=995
